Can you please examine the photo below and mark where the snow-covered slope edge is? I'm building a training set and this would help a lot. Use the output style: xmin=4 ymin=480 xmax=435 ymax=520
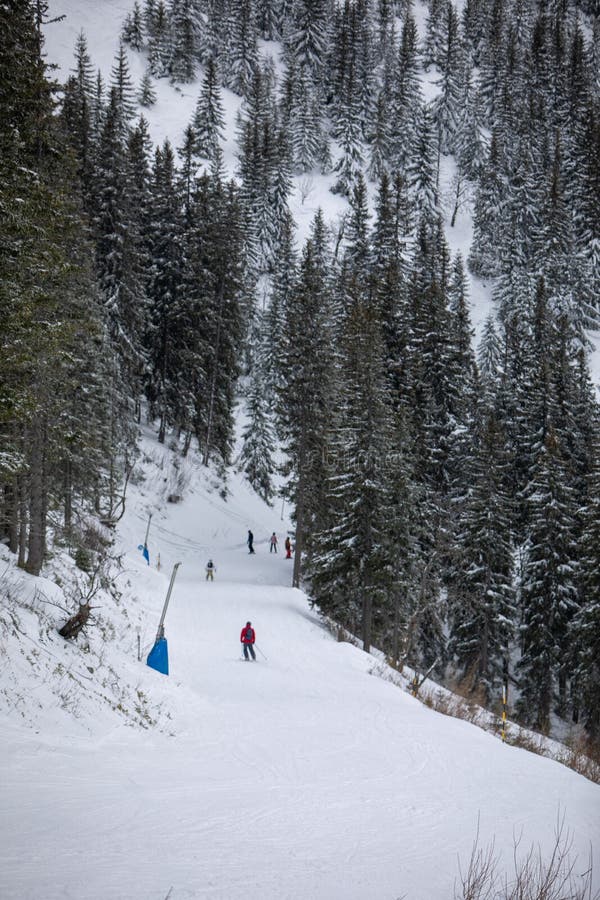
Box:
xmin=2 ymin=426 xmax=600 ymax=900
xmin=0 ymin=422 xmax=282 ymax=737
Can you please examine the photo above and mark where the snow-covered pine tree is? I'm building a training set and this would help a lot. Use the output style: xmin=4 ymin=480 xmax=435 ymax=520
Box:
xmin=310 ymin=298 xmax=394 ymax=654
xmin=122 ymin=1 xmax=145 ymax=51
xmin=0 ymin=0 xmax=124 ymax=570
xmin=224 ymin=0 xmax=258 ymax=96
xmin=147 ymin=0 xmax=172 ymax=77
xmin=388 ymin=11 xmax=422 ymax=174
xmin=406 ymin=103 xmax=438 ymax=218
xmin=138 ymin=70 xmax=157 ymax=106
xmin=191 ymin=56 xmax=225 ymax=160
xmin=284 ymin=0 xmax=328 ymax=89
xmin=183 ymin=173 xmax=248 ymax=466
xmin=238 ymin=314 xmax=277 ymax=502
xmin=572 ymin=442 xmax=600 ymax=737
xmin=61 ymin=32 xmax=96 ymax=200
xmin=145 ymin=141 xmax=184 ymax=443
xmin=421 ymin=0 xmax=447 ymax=71
xmin=283 ymin=63 xmax=330 ymax=174
xmin=447 ymin=407 xmax=514 ymax=701
xmin=468 ymin=130 xmax=505 ymax=277
xmin=278 ymin=211 xmax=335 ymax=587
xmin=110 ymin=43 xmax=138 ymax=122
xmin=431 ymin=0 xmax=463 ymax=156
xmin=169 ymin=0 xmax=201 ymax=83
xmin=266 ymin=212 xmax=297 ymax=393
xmin=517 ymin=428 xmax=580 ymax=732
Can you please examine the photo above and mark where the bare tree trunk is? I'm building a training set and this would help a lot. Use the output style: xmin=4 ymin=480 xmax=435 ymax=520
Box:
xmin=203 ymin=279 xmax=225 ymax=467
xmin=26 ymin=420 xmax=45 ymax=575
xmin=4 ymin=481 xmax=19 ymax=554
xmin=292 ymin=479 xmax=305 ymax=589
xmin=362 ymin=517 xmax=374 ymax=653
xmin=63 ymin=458 xmax=72 ymax=534
xmin=391 ymin=589 xmax=401 ymax=666
xmin=18 ymin=476 xmax=28 ymax=567
xmin=362 ymin=584 xmax=372 ymax=654
xmin=182 ymin=430 xmax=192 ymax=457
xmin=59 ymin=603 xmax=91 ymax=639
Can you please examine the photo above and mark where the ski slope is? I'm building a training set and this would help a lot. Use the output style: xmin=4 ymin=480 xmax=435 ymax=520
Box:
xmin=2 ymin=441 xmax=599 ymax=900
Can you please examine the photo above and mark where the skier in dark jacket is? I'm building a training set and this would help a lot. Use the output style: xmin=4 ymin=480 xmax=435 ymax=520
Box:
xmin=240 ymin=621 xmax=256 ymax=660
xmin=247 ymin=530 xmax=255 ymax=554
xmin=285 ymin=536 xmax=292 ymax=559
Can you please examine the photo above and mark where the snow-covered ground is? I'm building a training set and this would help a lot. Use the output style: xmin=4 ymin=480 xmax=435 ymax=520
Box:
xmin=2 ymin=8 xmax=594 ymax=897
xmin=2 ymin=426 xmax=599 ymax=900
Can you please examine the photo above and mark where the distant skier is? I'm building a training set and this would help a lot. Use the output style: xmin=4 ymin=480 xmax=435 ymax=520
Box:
xmin=206 ymin=559 xmax=215 ymax=581
xmin=240 ymin=621 xmax=256 ymax=660
xmin=285 ymin=536 xmax=292 ymax=559
xmin=247 ymin=530 xmax=255 ymax=554
xmin=269 ymin=532 xmax=278 ymax=553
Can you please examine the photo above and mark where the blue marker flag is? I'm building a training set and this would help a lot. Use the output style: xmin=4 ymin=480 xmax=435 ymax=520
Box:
xmin=147 ymin=637 xmax=169 ymax=675
xmin=138 ymin=543 xmax=150 ymax=565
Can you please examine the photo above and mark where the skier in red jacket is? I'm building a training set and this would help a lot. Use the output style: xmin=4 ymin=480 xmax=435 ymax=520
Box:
xmin=240 ymin=621 xmax=256 ymax=661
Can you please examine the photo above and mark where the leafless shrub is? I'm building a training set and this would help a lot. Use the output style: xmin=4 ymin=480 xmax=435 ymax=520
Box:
xmin=299 ymin=175 xmax=314 ymax=204
xmin=58 ymin=558 xmax=108 ymax=641
xmin=422 ymin=687 xmax=482 ymax=727
xmin=456 ymin=818 xmax=499 ymax=900
xmin=455 ymin=814 xmax=598 ymax=900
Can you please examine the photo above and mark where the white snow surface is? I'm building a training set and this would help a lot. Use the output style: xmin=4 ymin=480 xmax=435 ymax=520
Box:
xmin=2 ymin=426 xmax=600 ymax=900
xmin=3 ymin=9 xmax=594 ymax=896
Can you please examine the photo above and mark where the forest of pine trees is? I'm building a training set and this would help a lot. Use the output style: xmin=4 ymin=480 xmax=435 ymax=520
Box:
xmin=1 ymin=0 xmax=599 ymax=740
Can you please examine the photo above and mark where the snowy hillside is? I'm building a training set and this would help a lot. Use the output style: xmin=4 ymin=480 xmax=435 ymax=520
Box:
xmin=40 ymin=0 xmax=600 ymax=384
xmin=0 ymin=0 xmax=600 ymax=900
xmin=42 ymin=0 xmax=498 ymax=325
xmin=2 ymin=426 xmax=600 ymax=900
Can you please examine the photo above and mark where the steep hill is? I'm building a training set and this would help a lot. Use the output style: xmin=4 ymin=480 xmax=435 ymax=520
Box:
xmin=2 ymin=428 xmax=599 ymax=899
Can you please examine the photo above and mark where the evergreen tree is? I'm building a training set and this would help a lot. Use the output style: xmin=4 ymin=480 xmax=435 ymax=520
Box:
xmin=225 ymin=0 xmax=258 ymax=95
xmin=138 ymin=70 xmax=157 ymax=107
xmin=182 ymin=173 xmax=248 ymax=465
xmin=284 ymin=63 xmax=330 ymax=174
xmin=110 ymin=43 xmax=137 ymax=121
xmin=148 ymin=0 xmax=172 ymax=77
xmin=61 ymin=32 xmax=96 ymax=199
xmin=389 ymin=12 xmax=422 ymax=173
xmin=517 ymin=429 xmax=580 ymax=732
xmin=406 ymin=104 xmax=438 ymax=217
xmin=122 ymin=2 xmax=145 ymax=51
xmin=285 ymin=0 xmax=329 ymax=87
xmin=238 ymin=316 xmax=277 ymax=502
xmin=432 ymin=2 xmax=463 ymax=155
xmin=572 ymin=444 xmax=600 ymax=737
xmin=0 ymin=0 xmax=122 ymax=570
xmin=447 ymin=409 xmax=514 ymax=699
xmin=169 ymin=0 xmax=201 ymax=83
xmin=311 ymin=300 xmax=393 ymax=653
xmin=278 ymin=212 xmax=335 ymax=587
xmin=191 ymin=57 xmax=225 ymax=159
xmin=145 ymin=141 xmax=184 ymax=442
xmin=468 ymin=131 xmax=506 ymax=277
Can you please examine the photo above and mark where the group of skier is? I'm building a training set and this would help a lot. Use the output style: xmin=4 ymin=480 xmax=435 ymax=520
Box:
xmin=205 ymin=530 xmax=293 ymax=579
xmin=203 ymin=531 xmax=292 ymax=662
xmin=250 ymin=530 xmax=292 ymax=558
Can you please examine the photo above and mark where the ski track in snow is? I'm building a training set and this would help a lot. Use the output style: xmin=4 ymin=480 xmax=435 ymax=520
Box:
xmin=2 ymin=513 xmax=600 ymax=900
xmin=2 ymin=6 xmax=597 ymax=898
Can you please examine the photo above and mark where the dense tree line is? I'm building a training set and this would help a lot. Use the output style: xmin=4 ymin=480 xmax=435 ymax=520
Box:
xmin=0 ymin=2 xmax=248 ymax=574
xmin=1 ymin=0 xmax=599 ymax=740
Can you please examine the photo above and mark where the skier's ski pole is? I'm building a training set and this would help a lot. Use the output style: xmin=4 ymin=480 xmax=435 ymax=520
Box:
xmin=255 ymin=644 xmax=268 ymax=661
